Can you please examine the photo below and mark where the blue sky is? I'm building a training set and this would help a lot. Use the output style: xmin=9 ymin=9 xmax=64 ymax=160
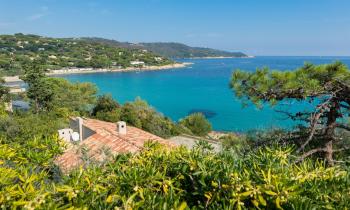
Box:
xmin=0 ymin=0 xmax=349 ymax=56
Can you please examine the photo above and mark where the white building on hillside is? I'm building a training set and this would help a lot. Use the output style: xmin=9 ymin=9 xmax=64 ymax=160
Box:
xmin=130 ymin=61 xmax=145 ymax=66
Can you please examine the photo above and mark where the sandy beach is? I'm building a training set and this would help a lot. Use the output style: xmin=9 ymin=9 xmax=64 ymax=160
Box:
xmin=47 ymin=62 xmax=192 ymax=76
xmin=3 ymin=76 xmax=22 ymax=83
xmin=2 ymin=63 xmax=192 ymax=83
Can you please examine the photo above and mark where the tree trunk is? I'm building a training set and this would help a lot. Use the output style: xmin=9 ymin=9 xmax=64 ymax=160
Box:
xmin=325 ymin=140 xmax=334 ymax=165
xmin=35 ymin=98 xmax=39 ymax=114
xmin=324 ymin=102 xmax=338 ymax=166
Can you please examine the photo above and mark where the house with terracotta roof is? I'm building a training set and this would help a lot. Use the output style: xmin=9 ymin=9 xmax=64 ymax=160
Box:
xmin=55 ymin=117 xmax=174 ymax=172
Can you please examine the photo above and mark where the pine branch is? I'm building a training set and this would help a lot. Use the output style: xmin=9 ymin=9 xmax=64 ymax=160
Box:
xmin=295 ymin=147 xmax=325 ymax=163
xmin=297 ymin=98 xmax=332 ymax=153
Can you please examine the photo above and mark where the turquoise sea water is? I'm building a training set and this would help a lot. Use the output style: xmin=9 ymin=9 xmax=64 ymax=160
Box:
xmin=61 ymin=56 xmax=350 ymax=131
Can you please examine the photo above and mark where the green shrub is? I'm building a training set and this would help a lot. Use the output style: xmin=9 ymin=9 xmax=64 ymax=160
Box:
xmin=119 ymin=99 xmax=181 ymax=138
xmin=47 ymin=77 xmax=97 ymax=114
xmin=95 ymin=109 xmax=121 ymax=122
xmin=220 ymin=134 xmax=247 ymax=150
xmin=179 ymin=113 xmax=212 ymax=136
xmin=1 ymin=141 xmax=349 ymax=209
xmin=92 ymin=94 xmax=120 ymax=116
xmin=0 ymin=112 xmax=67 ymax=142
xmin=60 ymin=145 xmax=350 ymax=209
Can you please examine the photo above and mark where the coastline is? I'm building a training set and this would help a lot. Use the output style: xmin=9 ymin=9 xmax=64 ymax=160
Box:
xmin=47 ymin=62 xmax=192 ymax=76
xmin=188 ymin=56 xmax=254 ymax=59
xmin=2 ymin=63 xmax=192 ymax=83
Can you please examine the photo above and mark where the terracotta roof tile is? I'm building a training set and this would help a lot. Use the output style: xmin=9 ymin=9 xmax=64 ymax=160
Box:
xmin=55 ymin=118 xmax=174 ymax=172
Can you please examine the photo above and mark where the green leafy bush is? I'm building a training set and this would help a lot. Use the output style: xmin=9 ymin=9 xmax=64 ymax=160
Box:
xmin=1 ymin=140 xmax=349 ymax=209
xmin=92 ymin=94 xmax=120 ymax=116
xmin=220 ymin=134 xmax=247 ymax=150
xmin=47 ymin=77 xmax=97 ymax=114
xmin=95 ymin=109 xmax=122 ymax=123
xmin=91 ymin=94 xmax=121 ymax=122
xmin=0 ymin=112 xmax=67 ymax=141
xmin=119 ymin=98 xmax=181 ymax=138
xmin=179 ymin=113 xmax=212 ymax=136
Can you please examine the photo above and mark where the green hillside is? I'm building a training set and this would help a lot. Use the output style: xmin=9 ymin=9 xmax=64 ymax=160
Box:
xmin=0 ymin=34 xmax=173 ymax=76
xmin=82 ymin=38 xmax=248 ymax=59
xmin=140 ymin=42 xmax=248 ymax=58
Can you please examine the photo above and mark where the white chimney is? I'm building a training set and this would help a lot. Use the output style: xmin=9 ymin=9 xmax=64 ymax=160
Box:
xmin=58 ymin=128 xmax=73 ymax=142
xmin=116 ymin=121 xmax=127 ymax=135
xmin=77 ymin=117 xmax=83 ymax=141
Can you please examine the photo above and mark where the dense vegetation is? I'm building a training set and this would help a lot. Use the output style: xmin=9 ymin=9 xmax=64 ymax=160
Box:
xmin=81 ymin=38 xmax=248 ymax=59
xmin=0 ymin=33 xmax=173 ymax=76
xmin=0 ymin=78 xmax=9 ymax=103
xmin=0 ymin=33 xmax=247 ymax=76
xmin=1 ymin=135 xmax=350 ymax=209
xmin=0 ymin=62 xmax=350 ymax=209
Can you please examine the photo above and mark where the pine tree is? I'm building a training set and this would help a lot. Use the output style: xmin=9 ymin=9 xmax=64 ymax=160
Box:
xmin=231 ymin=62 xmax=350 ymax=164
xmin=21 ymin=61 xmax=54 ymax=113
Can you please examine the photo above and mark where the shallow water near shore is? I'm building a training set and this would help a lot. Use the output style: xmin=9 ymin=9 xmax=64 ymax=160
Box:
xmin=60 ymin=56 xmax=350 ymax=132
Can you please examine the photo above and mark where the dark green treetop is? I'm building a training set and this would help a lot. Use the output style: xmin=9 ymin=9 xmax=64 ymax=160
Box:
xmin=0 ymin=78 xmax=9 ymax=102
xmin=179 ymin=113 xmax=212 ymax=136
xmin=21 ymin=61 xmax=54 ymax=113
xmin=92 ymin=94 xmax=120 ymax=116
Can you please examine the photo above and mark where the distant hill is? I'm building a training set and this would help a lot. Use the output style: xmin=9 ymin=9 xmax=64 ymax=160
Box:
xmin=139 ymin=42 xmax=248 ymax=58
xmin=0 ymin=34 xmax=173 ymax=76
xmin=0 ymin=34 xmax=248 ymax=76
xmin=81 ymin=37 xmax=139 ymax=49
xmin=82 ymin=38 xmax=248 ymax=59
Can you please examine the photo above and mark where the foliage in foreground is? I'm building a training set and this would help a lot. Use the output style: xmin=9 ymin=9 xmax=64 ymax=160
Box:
xmin=1 ymin=135 xmax=349 ymax=209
